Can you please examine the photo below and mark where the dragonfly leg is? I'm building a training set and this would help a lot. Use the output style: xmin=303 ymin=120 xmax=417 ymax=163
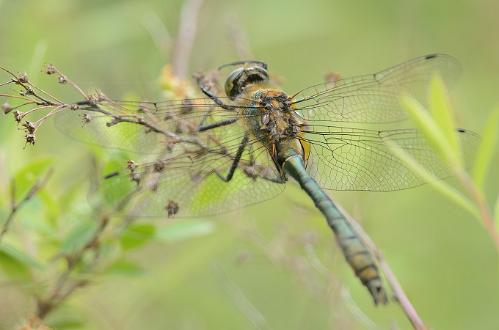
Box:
xmin=198 ymin=118 xmax=238 ymax=132
xmin=195 ymin=74 xmax=234 ymax=111
xmin=215 ymin=134 xmax=249 ymax=182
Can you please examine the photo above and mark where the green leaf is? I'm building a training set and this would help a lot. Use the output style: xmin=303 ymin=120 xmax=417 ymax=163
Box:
xmin=386 ymin=139 xmax=480 ymax=220
xmin=120 ymin=223 xmax=156 ymax=250
xmin=13 ymin=158 xmax=53 ymax=200
xmin=429 ymin=74 xmax=462 ymax=165
xmin=156 ymin=219 xmax=215 ymax=243
xmin=60 ymin=220 xmax=98 ymax=254
xmin=0 ymin=243 xmax=42 ymax=281
xmin=401 ymin=95 xmax=459 ymax=168
xmin=104 ymin=259 xmax=144 ymax=276
xmin=472 ymin=107 xmax=499 ymax=189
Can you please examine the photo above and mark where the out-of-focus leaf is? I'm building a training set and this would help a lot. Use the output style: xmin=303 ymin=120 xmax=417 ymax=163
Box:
xmin=156 ymin=219 xmax=215 ymax=243
xmin=120 ymin=223 xmax=156 ymax=250
xmin=104 ymin=259 xmax=144 ymax=277
xmin=0 ymin=243 xmax=42 ymax=281
xmin=386 ymin=139 xmax=480 ymax=220
xmin=98 ymin=157 xmax=135 ymax=208
xmin=401 ymin=95 xmax=459 ymax=168
xmin=472 ymin=108 xmax=499 ymax=189
xmin=60 ymin=220 xmax=98 ymax=254
xmin=46 ymin=309 xmax=86 ymax=330
xmin=13 ymin=158 xmax=53 ymax=200
xmin=429 ymin=74 xmax=462 ymax=165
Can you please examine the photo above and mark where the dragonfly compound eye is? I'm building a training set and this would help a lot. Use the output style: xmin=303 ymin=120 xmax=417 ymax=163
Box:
xmin=224 ymin=65 xmax=269 ymax=100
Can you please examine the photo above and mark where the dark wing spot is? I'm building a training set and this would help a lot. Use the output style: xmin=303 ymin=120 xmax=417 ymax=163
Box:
xmin=425 ymin=54 xmax=437 ymax=60
xmin=104 ymin=172 xmax=120 ymax=179
xmin=457 ymin=128 xmax=466 ymax=133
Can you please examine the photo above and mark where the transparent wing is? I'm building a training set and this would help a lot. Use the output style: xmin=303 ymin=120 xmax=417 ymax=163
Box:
xmin=303 ymin=125 xmax=478 ymax=191
xmin=291 ymin=54 xmax=460 ymax=123
xmin=53 ymin=97 xmax=247 ymax=154
xmin=102 ymin=134 xmax=285 ymax=218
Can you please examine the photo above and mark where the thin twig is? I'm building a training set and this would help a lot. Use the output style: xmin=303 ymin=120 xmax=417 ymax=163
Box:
xmin=0 ymin=169 xmax=53 ymax=242
xmin=456 ymin=170 xmax=499 ymax=250
xmin=338 ymin=203 xmax=428 ymax=330
xmin=171 ymin=0 xmax=204 ymax=79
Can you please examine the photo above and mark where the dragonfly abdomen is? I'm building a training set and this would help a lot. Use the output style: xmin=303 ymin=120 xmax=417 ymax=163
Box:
xmin=281 ymin=150 xmax=387 ymax=305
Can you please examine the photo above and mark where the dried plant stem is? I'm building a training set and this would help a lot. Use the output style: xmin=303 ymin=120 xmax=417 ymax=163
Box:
xmin=336 ymin=203 xmax=428 ymax=330
xmin=0 ymin=169 xmax=53 ymax=242
xmin=171 ymin=0 xmax=204 ymax=79
xmin=456 ymin=170 xmax=499 ymax=250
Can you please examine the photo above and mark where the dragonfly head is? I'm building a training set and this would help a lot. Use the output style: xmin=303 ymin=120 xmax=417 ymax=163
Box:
xmin=222 ymin=61 xmax=269 ymax=100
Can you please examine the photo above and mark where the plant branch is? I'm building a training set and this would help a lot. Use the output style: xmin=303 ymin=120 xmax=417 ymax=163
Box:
xmin=0 ymin=169 xmax=53 ymax=243
xmin=456 ymin=169 xmax=499 ymax=250
xmin=171 ymin=0 xmax=204 ymax=79
xmin=336 ymin=203 xmax=428 ymax=330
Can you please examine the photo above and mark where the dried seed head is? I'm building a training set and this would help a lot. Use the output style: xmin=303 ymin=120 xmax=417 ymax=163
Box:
xmin=2 ymin=102 xmax=13 ymax=114
xmin=13 ymin=110 xmax=22 ymax=123
xmin=23 ymin=121 xmax=36 ymax=134
xmin=45 ymin=64 xmax=57 ymax=75
xmin=58 ymin=75 xmax=67 ymax=84
xmin=82 ymin=113 xmax=91 ymax=124
xmin=127 ymin=160 xmax=137 ymax=171
xmin=20 ymin=86 xmax=34 ymax=96
xmin=165 ymin=200 xmax=179 ymax=217
xmin=131 ymin=172 xmax=141 ymax=183
xmin=17 ymin=73 xmax=29 ymax=83
xmin=153 ymin=161 xmax=165 ymax=172
xmin=25 ymin=133 xmax=36 ymax=145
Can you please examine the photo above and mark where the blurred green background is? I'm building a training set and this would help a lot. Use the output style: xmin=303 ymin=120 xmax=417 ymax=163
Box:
xmin=0 ymin=0 xmax=498 ymax=329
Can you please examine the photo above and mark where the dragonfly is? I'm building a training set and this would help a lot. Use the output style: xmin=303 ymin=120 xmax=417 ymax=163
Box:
xmin=0 ymin=54 xmax=478 ymax=305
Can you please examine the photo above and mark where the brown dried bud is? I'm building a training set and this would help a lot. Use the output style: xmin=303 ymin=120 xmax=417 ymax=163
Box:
xmin=13 ymin=110 xmax=22 ymax=123
xmin=127 ymin=160 xmax=137 ymax=171
xmin=153 ymin=161 xmax=165 ymax=172
xmin=45 ymin=64 xmax=57 ymax=75
xmin=58 ymin=75 xmax=67 ymax=84
xmin=25 ymin=133 xmax=36 ymax=145
xmin=23 ymin=121 xmax=36 ymax=134
xmin=17 ymin=73 xmax=28 ymax=83
xmin=130 ymin=172 xmax=141 ymax=183
xmin=2 ymin=102 xmax=13 ymax=114
xmin=82 ymin=113 xmax=91 ymax=124
xmin=165 ymin=200 xmax=179 ymax=217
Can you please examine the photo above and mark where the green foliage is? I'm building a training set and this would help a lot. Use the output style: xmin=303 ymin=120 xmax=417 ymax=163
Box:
xmin=13 ymin=158 xmax=53 ymax=200
xmin=393 ymin=75 xmax=499 ymax=244
xmin=0 ymin=243 xmax=42 ymax=281
xmin=472 ymin=107 xmax=499 ymax=190
xmin=120 ymin=223 xmax=156 ymax=250
xmin=155 ymin=219 xmax=215 ymax=243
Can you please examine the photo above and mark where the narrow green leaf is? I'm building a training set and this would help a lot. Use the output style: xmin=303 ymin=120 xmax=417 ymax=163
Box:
xmin=104 ymin=259 xmax=144 ymax=277
xmin=60 ymin=220 xmax=98 ymax=254
xmin=156 ymin=219 xmax=215 ymax=243
xmin=120 ymin=223 xmax=156 ymax=250
xmin=429 ymin=74 xmax=462 ymax=164
xmin=13 ymin=158 xmax=53 ymax=200
xmin=0 ymin=243 xmax=42 ymax=281
xmin=472 ymin=108 xmax=499 ymax=189
xmin=386 ymin=139 xmax=480 ymax=220
xmin=401 ymin=96 xmax=458 ymax=167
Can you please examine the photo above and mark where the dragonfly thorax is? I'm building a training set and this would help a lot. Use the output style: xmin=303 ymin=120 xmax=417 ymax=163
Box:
xmin=240 ymin=88 xmax=309 ymax=166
